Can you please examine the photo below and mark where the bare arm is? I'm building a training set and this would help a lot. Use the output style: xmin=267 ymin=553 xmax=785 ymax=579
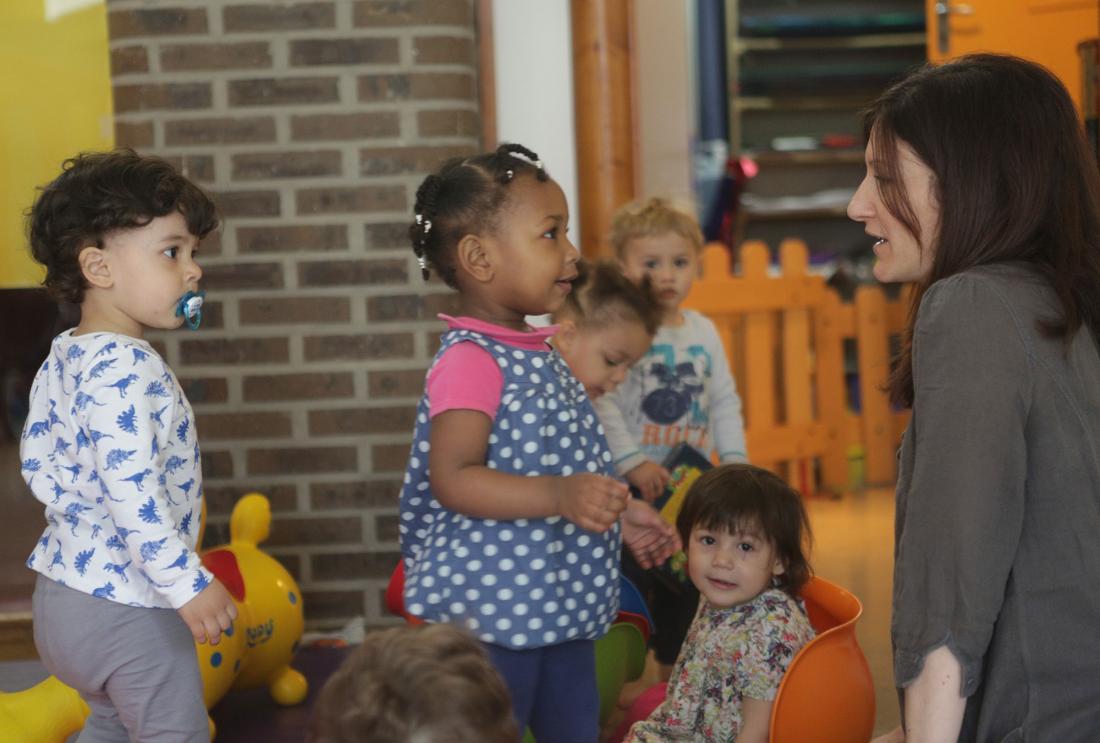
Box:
xmin=428 ymin=409 xmax=626 ymax=532
xmin=735 ymin=697 xmax=773 ymax=743
xmin=901 ymin=646 xmax=967 ymax=743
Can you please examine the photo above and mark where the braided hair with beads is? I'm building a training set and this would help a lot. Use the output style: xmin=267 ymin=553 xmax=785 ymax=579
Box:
xmin=409 ymin=143 xmax=549 ymax=286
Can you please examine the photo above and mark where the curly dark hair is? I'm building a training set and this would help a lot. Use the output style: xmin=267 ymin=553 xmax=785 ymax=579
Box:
xmin=676 ymin=464 xmax=814 ymax=598
xmin=409 ymin=142 xmax=549 ymax=288
xmin=308 ymin=623 xmax=517 ymax=743
xmin=26 ymin=148 xmax=219 ymax=304
xmin=556 ymin=259 xmax=663 ymax=336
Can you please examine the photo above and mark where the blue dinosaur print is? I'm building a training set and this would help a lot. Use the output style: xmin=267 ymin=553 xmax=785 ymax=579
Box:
xmin=47 ymin=514 xmax=59 ymax=528
xmin=89 ymin=428 xmax=114 ymax=446
xmin=49 ymin=540 xmax=65 ymax=570
xmin=90 ymin=523 xmax=103 ymax=541
xmin=193 ymin=572 xmax=211 ymax=593
xmin=166 ymin=550 xmax=190 ymax=570
xmin=21 ymin=458 xmax=41 ymax=474
xmin=164 ymin=456 xmax=188 ymax=475
xmin=93 ymin=341 xmax=118 ymax=358
xmin=47 ymin=400 xmax=62 ymax=428
xmin=145 ymin=380 xmax=170 ymax=398
xmin=177 ymin=479 xmax=195 ymax=497
xmin=37 ymin=534 xmax=50 ymax=551
xmin=124 ymin=469 xmax=154 ymax=492
xmin=176 ymin=418 xmax=190 ymax=444
xmin=65 ymin=346 xmax=84 ymax=362
xmin=92 ymin=582 xmax=116 ymax=599
xmin=60 ymin=463 xmax=82 ymax=483
xmin=150 ymin=436 xmax=160 ymax=458
xmin=63 ymin=502 xmax=92 ymax=536
xmin=69 ymin=371 xmax=83 ymax=389
xmin=178 ymin=510 xmax=193 ymax=537
xmin=74 ymin=548 xmax=95 ymax=576
xmin=88 ymin=358 xmax=118 ymax=379
xmin=73 ymin=391 xmax=104 ymax=412
xmin=103 ymin=560 xmax=132 ymax=582
xmin=139 ymin=538 xmax=167 ymax=563
xmin=50 ymin=480 xmax=66 ymax=504
xmin=75 ymin=428 xmax=91 ymax=452
xmin=116 ymin=526 xmax=141 ymax=544
xmin=137 ymin=496 xmax=162 ymax=523
xmin=131 ymin=347 xmax=149 ymax=365
xmin=107 ymin=374 xmax=139 ymax=398
xmin=105 ymin=535 xmax=126 ymax=550
xmin=23 ymin=420 xmax=49 ymax=439
xmin=116 ymin=405 xmax=137 ymax=434
xmin=52 ymin=437 xmax=71 ymax=456
xmin=138 ymin=569 xmax=173 ymax=589
xmin=150 ymin=405 xmax=169 ymax=428
xmin=105 ymin=448 xmax=137 ymax=470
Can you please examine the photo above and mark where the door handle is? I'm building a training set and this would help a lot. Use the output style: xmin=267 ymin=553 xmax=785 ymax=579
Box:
xmin=935 ymin=2 xmax=976 ymax=55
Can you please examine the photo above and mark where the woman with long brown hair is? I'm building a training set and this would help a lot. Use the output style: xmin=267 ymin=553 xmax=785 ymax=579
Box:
xmin=849 ymin=54 xmax=1100 ymax=742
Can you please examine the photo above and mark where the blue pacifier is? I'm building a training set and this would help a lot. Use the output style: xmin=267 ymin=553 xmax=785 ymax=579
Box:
xmin=175 ymin=290 xmax=206 ymax=330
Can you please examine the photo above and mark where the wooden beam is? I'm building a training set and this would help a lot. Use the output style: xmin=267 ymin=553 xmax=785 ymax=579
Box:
xmin=571 ymin=0 xmax=635 ymax=259
xmin=476 ymin=0 xmax=496 ymax=149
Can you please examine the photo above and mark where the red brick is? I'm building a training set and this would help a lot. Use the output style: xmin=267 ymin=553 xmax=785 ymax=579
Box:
xmin=358 ymin=72 xmax=474 ymax=102
xmin=201 ymin=262 xmax=284 ymax=290
xmin=199 ymin=229 xmax=223 ymax=257
xmin=376 ymin=514 xmax=400 ymax=542
xmin=231 ymin=150 xmax=342 ymax=180
xmin=114 ymin=83 xmax=212 ymax=112
xmin=247 ymin=447 xmax=359 ymax=476
xmin=183 ymin=299 xmax=223 ymax=330
xmin=353 ymin=1 xmax=471 ymax=27
xmin=180 ymin=337 xmax=289 ymax=365
xmin=290 ymin=112 xmax=400 ymax=141
xmin=372 ymin=443 xmax=412 ymax=472
xmin=297 ymin=258 xmax=407 ymax=287
xmin=114 ymin=121 xmax=154 ymax=149
xmin=413 ymin=35 xmax=474 ymax=65
xmin=300 ymin=590 xmax=365 ymax=621
xmin=229 ymin=77 xmax=339 ymax=107
xmin=365 ymin=222 xmax=411 ymax=250
xmin=304 ymin=333 xmax=415 ymax=362
xmin=204 ymin=483 xmax=299 ymax=515
xmin=366 ymin=291 xmax=458 ymax=321
xmin=290 ymin=38 xmax=399 ymax=66
xmin=243 ymin=372 xmax=355 ymax=402
xmin=295 ymin=185 xmax=405 ymax=215
xmin=178 ymin=376 xmax=229 ymax=404
xmin=210 ymin=190 xmax=281 ymax=217
xmin=417 ymin=109 xmax=479 ymax=138
xmin=368 ymin=368 xmax=426 ymax=398
xmin=109 ymin=8 xmax=208 ymax=38
xmin=267 ymin=516 xmax=363 ymax=546
xmin=196 ymin=412 xmax=293 ymax=440
xmin=308 ymin=405 xmax=416 ymax=436
xmin=269 ymin=553 xmax=302 ymax=580
xmin=161 ymin=42 xmax=272 ymax=71
xmin=240 ymin=296 xmax=351 ymax=325
xmin=359 ymin=145 xmax=473 ymax=176
xmin=223 ymin=3 xmax=335 ymax=32
xmin=162 ymin=154 xmax=216 ymax=183
xmin=309 ymin=479 xmax=401 ymax=510
xmin=164 ymin=117 xmax=277 ymax=146
xmin=311 ymin=551 xmax=399 ymax=580
xmin=111 ymin=46 xmax=149 ymax=76
xmin=201 ymin=449 xmax=235 ymax=479
xmin=237 ymin=224 xmax=347 ymax=254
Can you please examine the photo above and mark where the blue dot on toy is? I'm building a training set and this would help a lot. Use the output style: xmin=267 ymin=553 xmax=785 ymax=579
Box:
xmin=225 ymin=623 xmax=234 ymax=637
xmin=288 ymin=591 xmax=298 ymax=605
xmin=210 ymin=652 xmax=222 ymax=668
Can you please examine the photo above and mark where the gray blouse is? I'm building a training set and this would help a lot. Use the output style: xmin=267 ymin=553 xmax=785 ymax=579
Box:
xmin=893 ymin=263 xmax=1100 ymax=741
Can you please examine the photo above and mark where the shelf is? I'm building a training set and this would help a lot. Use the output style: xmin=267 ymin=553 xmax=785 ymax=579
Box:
xmin=743 ymin=205 xmax=851 ymax=221
xmin=734 ymin=95 xmax=874 ymax=111
xmin=748 ymin=149 xmax=865 ymax=166
xmin=734 ymin=32 xmax=925 ymax=53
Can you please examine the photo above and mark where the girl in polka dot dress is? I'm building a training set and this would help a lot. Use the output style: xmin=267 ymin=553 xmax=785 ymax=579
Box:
xmin=400 ymin=144 xmax=678 ymax=742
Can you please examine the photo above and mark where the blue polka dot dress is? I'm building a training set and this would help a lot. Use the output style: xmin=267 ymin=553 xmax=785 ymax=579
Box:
xmin=400 ymin=326 xmax=622 ymax=649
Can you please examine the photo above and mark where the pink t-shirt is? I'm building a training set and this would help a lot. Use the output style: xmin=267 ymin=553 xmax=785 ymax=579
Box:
xmin=427 ymin=314 xmax=559 ymax=419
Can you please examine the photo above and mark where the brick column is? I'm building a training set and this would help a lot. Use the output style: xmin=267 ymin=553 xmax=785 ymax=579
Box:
xmin=106 ymin=0 xmax=480 ymax=629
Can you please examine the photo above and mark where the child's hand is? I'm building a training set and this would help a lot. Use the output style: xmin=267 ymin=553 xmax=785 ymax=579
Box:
xmin=555 ymin=474 xmax=628 ymax=532
xmin=621 ymin=499 xmax=682 ymax=569
xmin=178 ymin=577 xmax=238 ymax=645
xmin=625 ymin=461 xmax=670 ymax=503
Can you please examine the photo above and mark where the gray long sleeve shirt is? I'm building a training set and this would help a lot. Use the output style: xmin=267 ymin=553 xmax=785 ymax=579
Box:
xmin=893 ymin=263 xmax=1100 ymax=740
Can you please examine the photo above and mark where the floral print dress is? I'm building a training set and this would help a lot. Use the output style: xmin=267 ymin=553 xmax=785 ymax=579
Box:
xmin=625 ymin=588 xmax=815 ymax=742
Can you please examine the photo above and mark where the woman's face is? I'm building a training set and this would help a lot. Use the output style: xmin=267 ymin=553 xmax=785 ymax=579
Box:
xmin=847 ymin=138 xmax=939 ymax=284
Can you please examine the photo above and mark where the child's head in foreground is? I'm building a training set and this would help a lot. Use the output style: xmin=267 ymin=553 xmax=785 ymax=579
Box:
xmin=27 ymin=149 xmax=218 ymax=334
xmin=309 ymin=623 xmax=517 ymax=743
xmin=553 ymin=260 xmax=662 ymax=399
xmin=610 ymin=196 xmax=704 ymax=322
xmin=409 ymin=142 xmax=580 ymax=323
xmin=676 ymin=464 xmax=812 ymax=609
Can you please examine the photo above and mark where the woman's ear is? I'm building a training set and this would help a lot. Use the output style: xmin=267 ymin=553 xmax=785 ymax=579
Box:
xmin=78 ymin=246 xmax=113 ymax=289
xmin=455 ymin=233 xmax=494 ymax=284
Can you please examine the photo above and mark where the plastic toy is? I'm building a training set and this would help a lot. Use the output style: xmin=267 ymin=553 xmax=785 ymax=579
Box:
xmin=0 ymin=492 xmax=307 ymax=740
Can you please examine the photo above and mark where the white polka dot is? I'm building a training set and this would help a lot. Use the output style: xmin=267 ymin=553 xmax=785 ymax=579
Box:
xmin=484 ymin=544 xmax=498 ymax=557
xmin=513 ymin=458 xmax=523 ymax=468
xmin=498 ymin=558 xmax=514 ymax=571
xmin=438 ymin=565 xmax=451 ymax=577
xmin=531 ymin=529 xmax=546 ymax=542
xmin=467 ymin=559 xmax=482 ymax=571
xmin=499 ymin=529 xmax=514 ymax=541
xmin=543 ymin=631 xmax=557 ymax=643
xmin=561 ymin=465 xmax=574 ymax=475
xmin=421 ymin=575 xmax=435 ymax=587
xmin=470 ymin=531 xmax=483 ymax=543
xmin=410 ymin=456 xmax=420 ymax=468
xmin=512 ymin=364 xmax=524 ymax=375
xmin=418 ymin=440 xmax=429 ymax=453
xmin=408 ymin=603 xmax=424 ymax=614
xmin=496 ymin=617 xmax=512 ymax=631
xmin=465 ymin=589 xmax=480 ymax=601
xmin=452 ymin=573 xmax=466 ymax=585
xmin=545 ymin=601 xmax=558 ymax=612
xmin=523 ymin=441 xmax=538 ymax=454
xmin=522 ymin=413 xmax=537 ymax=424
xmin=530 ymin=588 xmax=545 ymax=600
xmin=450 ymin=601 xmax=466 ymax=614
xmin=577 ymin=535 xmax=591 ymax=547
xmin=480 ymin=603 xmax=497 ymax=615
xmin=489 ymin=433 xmax=499 ymax=444
xmin=514 ymin=544 xmax=529 ymax=557
xmin=585 ymin=592 xmax=597 ymax=604
xmin=528 ymin=617 xmax=543 ymax=630
xmin=512 ymin=350 xmax=524 ymax=360
xmin=512 ymin=602 xmax=528 ymax=615
xmin=531 ymin=558 xmax=546 ymax=570
xmin=515 ymin=573 xmax=530 ymax=586
xmin=557 ymin=615 xmax=570 ymax=627
xmin=512 ymin=633 xmax=529 ymax=645
xmin=566 ymin=597 xmax=578 ymax=609
xmin=481 ymin=574 xmax=498 ymax=586
xmin=454 ymin=546 xmax=469 ymax=559
xmin=594 ymin=575 xmax=607 ymax=587
xmin=566 ymin=553 xmax=578 ymax=564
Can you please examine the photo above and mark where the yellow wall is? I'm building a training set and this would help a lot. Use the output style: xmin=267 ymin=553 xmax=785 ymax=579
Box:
xmin=0 ymin=0 xmax=113 ymax=288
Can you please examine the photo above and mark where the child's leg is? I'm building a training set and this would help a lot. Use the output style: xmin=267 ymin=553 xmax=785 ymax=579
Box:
xmin=528 ymin=639 xmax=599 ymax=743
xmin=483 ymin=642 xmax=541 ymax=737
xmin=32 ymin=575 xmax=208 ymax=743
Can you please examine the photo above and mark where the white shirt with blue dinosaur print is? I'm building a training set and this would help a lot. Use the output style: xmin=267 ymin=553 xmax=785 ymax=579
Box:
xmin=21 ymin=330 xmax=212 ymax=609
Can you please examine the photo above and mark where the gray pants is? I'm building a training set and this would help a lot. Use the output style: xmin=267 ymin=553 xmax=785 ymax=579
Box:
xmin=33 ymin=575 xmax=209 ymax=742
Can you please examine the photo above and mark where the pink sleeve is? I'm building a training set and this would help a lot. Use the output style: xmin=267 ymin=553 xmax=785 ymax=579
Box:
xmin=427 ymin=341 xmax=503 ymax=419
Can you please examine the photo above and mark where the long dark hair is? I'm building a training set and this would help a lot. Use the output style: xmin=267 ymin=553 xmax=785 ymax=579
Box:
xmin=865 ymin=54 xmax=1100 ymax=407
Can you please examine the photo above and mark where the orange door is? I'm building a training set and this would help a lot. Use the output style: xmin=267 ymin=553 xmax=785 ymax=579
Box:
xmin=926 ymin=0 xmax=1099 ymax=113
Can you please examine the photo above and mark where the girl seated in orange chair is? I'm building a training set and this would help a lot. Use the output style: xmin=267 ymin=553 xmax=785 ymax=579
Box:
xmin=616 ymin=464 xmax=816 ymax=743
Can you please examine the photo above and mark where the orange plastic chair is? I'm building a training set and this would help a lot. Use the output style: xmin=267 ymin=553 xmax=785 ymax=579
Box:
xmin=769 ymin=576 xmax=875 ymax=743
